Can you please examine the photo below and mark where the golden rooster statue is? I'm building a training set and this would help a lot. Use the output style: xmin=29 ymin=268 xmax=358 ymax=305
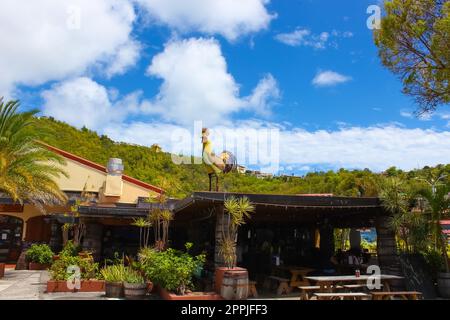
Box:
xmin=202 ymin=128 xmax=237 ymax=191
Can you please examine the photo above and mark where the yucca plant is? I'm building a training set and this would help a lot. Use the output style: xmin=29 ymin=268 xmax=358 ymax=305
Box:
xmin=0 ymin=98 xmax=67 ymax=210
xmin=132 ymin=217 xmax=152 ymax=249
xmin=219 ymin=196 xmax=254 ymax=269
xmin=147 ymin=188 xmax=174 ymax=251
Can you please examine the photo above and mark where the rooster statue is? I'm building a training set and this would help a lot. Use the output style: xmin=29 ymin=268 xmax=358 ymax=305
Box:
xmin=202 ymin=128 xmax=237 ymax=191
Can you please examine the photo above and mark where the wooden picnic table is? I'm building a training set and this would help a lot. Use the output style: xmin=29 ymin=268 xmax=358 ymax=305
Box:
xmin=305 ymin=274 xmax=403 ymax=293
xmin=275 ymin=266 xmax=315 ymax=287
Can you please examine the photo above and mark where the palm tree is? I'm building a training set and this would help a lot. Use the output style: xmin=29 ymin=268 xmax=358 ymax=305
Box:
xmin=0 ymin=98 xmax=67 ymax=210
xmin=419 ymin=184 xmax=450 ymax=273
xmin=379 ymin=177 xmax=424 ymax=252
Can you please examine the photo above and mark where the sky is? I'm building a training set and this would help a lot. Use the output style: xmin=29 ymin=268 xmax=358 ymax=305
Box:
xmin=1 ymin=0 xmax=450 ymax=175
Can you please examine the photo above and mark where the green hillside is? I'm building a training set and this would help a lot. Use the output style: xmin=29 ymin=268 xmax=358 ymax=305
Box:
xmin=30 ymin=116 xmax=450 ymax=198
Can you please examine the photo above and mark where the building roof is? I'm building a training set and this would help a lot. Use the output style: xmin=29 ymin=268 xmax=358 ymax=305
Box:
xmin=172 ymin=191 xmax=385 ymax=227
xmin=74 ymin=192 xmax=386 ymax=227
xmin=38 ymin=141 xmax=163 ymax=194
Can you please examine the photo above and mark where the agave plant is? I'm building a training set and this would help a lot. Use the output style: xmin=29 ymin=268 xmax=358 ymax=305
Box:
xmin=219 ymin=196 xmax=254 ymax=269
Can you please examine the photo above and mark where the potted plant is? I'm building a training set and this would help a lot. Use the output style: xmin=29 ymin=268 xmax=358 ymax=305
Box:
xmin=26 ymin=244 xmax=53 ymax=270
xmin=215 ymin=196 xmax=254 ymax=298
xmin=138 ymin=243 xmax=215 ymax=300
xmin=123 ymin=267 xmax=147 ymax=299
xmin=100 ymin=264 xmax=125 ymax=298
xmin=47 ymin=242 xmax=102 ymax=293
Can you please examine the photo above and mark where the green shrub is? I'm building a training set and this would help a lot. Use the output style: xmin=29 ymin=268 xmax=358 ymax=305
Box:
xmin=59 ymin=240 xmax=80 ymax=258
xmin=26 ymin=244 xmax=54 ymax=264
xmin=50 ymin=243 xmax=99 ymax=281
xmin=100 ymin=264 xmax=126 ymax=282
xmin=124 ymin=267 xmax=145 ymax=284
xmin=422 ymin=249 xmax=445 ymax=278
xmin=138 ymin=243 xmax=205 ymax=294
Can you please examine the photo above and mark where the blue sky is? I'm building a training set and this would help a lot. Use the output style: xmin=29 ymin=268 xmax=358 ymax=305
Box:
xmin=2 ymin=0 xmax=450 ymax=175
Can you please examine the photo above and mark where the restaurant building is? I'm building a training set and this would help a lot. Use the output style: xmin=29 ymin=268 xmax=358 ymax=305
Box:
xmin=0 ymin=144 xmax=403 ymax=289
xmin=0 ymin=143 xmax=163 ymax=263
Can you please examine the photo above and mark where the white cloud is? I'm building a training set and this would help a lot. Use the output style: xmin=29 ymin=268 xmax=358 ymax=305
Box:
xmin=104 ymin=40 xmax=141 ymax=78
xmin=278 ymin=125 xmax=450 ymax=172
xmin=0 ymin=0 xmax=138 ymax=97
xmin=274 ymin=28 xmax=311 ymax=47
xmin=42 ymin=40 xmax=281 ymax=128
xmin=145 ymin=38 xmax=280 ymax=125
xmin=275 ymin=28 xmax=352 ymax=49
xmin=42 ymin=77 xmax=117 ymax=130
xmin=400 ymin=110 xmax=413 ymax=119
xmin=41 ymin=77 xmax=146 ymax=130
xmin=40 ymin=78 xmax=450 ymax=173
xmin=135 ymin=0 xmax=275 ymax=41
xmin=103 ymin=120 xmax=450 ymax=174
xmin=312 ymin=70 xmax=351 ymax=87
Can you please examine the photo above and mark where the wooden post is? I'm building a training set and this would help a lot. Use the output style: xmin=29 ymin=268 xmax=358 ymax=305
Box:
xmin=49 ymin=219 xmax=62 ymax=253
xmin=319 ymin=224 xmax=334 ymax=268
xmin=82 ymin=222 xmax=103 ymax=261
xmin=376 ymin=216 xmax=404 ymax=290
xmin=214 ymin=206 xmax=227 ymax=268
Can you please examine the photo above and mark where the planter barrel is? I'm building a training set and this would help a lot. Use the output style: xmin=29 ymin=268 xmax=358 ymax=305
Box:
xmin=124 ymin=282 xmax=147 ymax=299
xmin=437 ymin=272 xmax=450 ymax=298
xmin=46 ymin=280 xmax=105 ymax=293
xmin=214 ymin=267 xmax=246 ymax=293
xmin=220 ymin=269 xmax=249 ymax=300
xmin=28 ymin=262 xmax=50 ymax=270
xmin=105 ymin=281 xmax=124 ymax=298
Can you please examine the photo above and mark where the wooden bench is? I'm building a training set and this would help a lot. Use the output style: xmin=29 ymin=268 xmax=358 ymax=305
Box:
xmin=248 ymin=281 xmax=258 ymax=298
xmin=267 ymin=276 xmax=292 ymax=295
xmin=314 ymin=292 xmax=371 ymax=300
xmin=371 ymin=291 xmax=422 ymax=300
xmin=343 ymin=284 xmax=383 ymax=292
xmin=298 ymin=285 xmax=320 ymax=300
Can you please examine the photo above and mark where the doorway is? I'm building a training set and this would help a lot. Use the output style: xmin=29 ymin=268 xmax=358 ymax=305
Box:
xmin=0 ymin=215 xmax=23 ymax=262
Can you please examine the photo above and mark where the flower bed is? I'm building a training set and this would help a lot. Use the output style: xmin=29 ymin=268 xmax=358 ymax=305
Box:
xmin=46 ymin=280 xmax=105 ymax=293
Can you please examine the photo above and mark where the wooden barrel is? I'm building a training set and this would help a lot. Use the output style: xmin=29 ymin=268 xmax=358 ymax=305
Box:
xmin=124 ymin=282 xmax=147 ymax=299
xmin=220 ymin=269 xmax=249 ymax=300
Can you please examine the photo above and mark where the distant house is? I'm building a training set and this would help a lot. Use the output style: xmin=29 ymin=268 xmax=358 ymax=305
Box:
xmin=236 ymin=165 xmax=246 ymax=174
xmin=244 ymin=170 xmax=273 ymax=179
xmin=150 ymin=144 xmax=162 ymax=153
